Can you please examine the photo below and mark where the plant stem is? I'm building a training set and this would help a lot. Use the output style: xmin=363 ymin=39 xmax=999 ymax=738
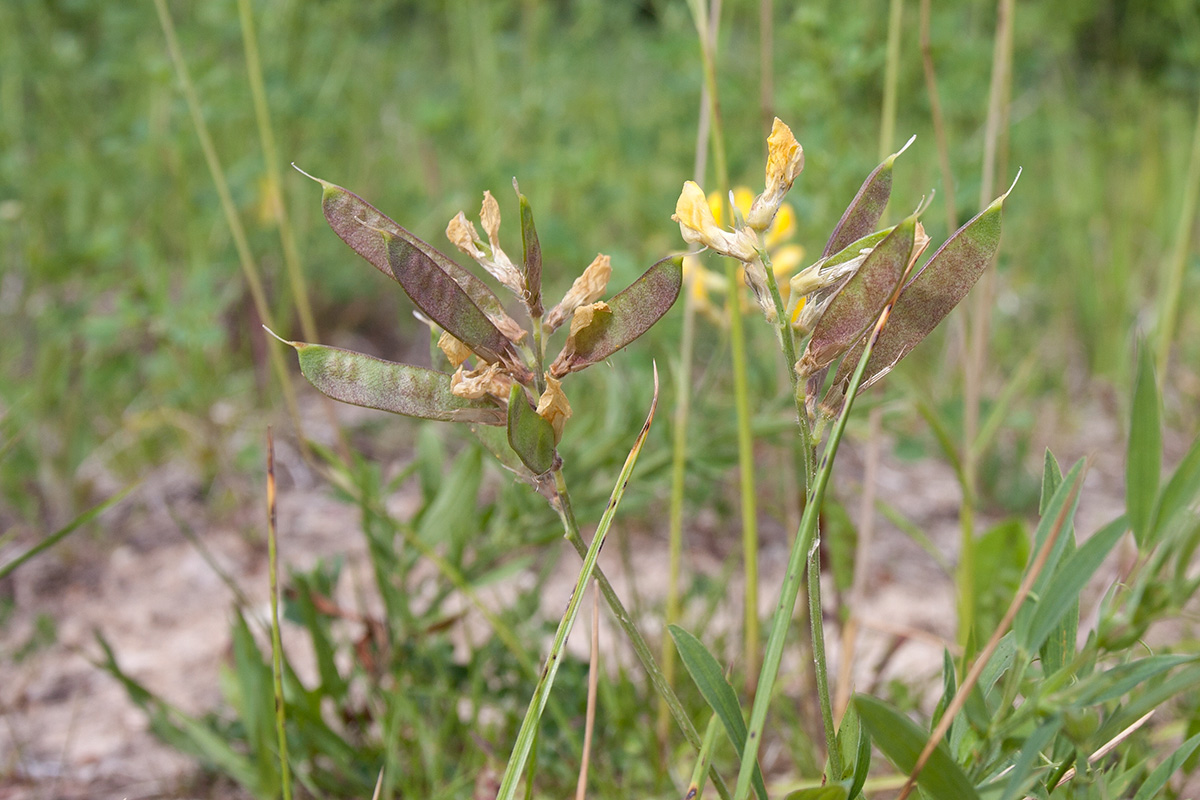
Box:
xmin=733 ymin=305 xmax=897 ymax=800
xmin=152 ymin=0 xmax=309 ymax=454
xmin=1155 ymin=93 xmax=1200 ymax=376
xmin=266 ymin=430 xmax=293 ymax=800
xmin=555 ymin=468 xmax=733 ymax=800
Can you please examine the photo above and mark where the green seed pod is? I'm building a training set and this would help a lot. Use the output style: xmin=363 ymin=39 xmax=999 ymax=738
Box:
xmin=507 ymin=384 xmax=559 ymax=475
xmin=549 ymin=255 xmax=683 ymax=377
xmin=295 ymin=167 xmax=523 ymax=338
xmin=823 ymin=172 xmax=1020 ymax=412
xmin=384 ymin=233 xmax=520 ymax=370
xmin=276 ymin=335 xmax=506 ymax=425
xmin=822 ymin=136 xmax=914 ymax=259
xmin=515 ymin=181 xmax=544 ymax=318
xmin=797 ymin=215 xmax=917 ymax=378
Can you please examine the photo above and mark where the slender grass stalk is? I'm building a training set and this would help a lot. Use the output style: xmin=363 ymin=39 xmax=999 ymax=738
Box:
xmin=555 ymin=467 xmax=734 ymax=800
xmin=660 ymin=279 xmax=697 ymax=747
xmin=1154 ymin=95 xmax=1200 ymax=376
xmin=236 ymin=0 xmax=351 ymax=464
xmin=759 ymin=0 xmax=774 ymax=132
xmin=919 ymin=0 xmax=960 ymax=233
xmin=265 ymin=429 xmax=293 ymax=800
xmin=573 ymin=582 xmax=600 ymax=800
xmin=0 ymin=486 xmax=133 ymax=580
xmin=496 ymin=374 xmax=660 ymax=800
xmin=734 ymin=305 xmax=902 ymax=800
xmin=879 ymin=0 xmax=904 ymax=159
xmin=959 ymin=0 xmax=1014 ymax=653
xmin=686 ymin=714 xmax=723 ymax=800
xmin=152 ymin=0 xmax=308 ymax=452
xmin=687 ymin=0 xmax=762 ymax=692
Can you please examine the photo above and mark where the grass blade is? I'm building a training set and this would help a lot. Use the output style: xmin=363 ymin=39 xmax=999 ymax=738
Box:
xmin=854 ymin=695 xmax=980 ymax=800
xmin=1127 ymin=346 xmax=1162 ymax=548
xmin=0 ymin=486 xmax=133 ymax=580
xmin=669 ymin=625 xmax=769 ymax=800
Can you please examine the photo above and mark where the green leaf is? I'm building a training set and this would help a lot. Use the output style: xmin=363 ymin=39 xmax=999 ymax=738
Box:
xmin=303 ymin=172 xmax=522 ymax=334
xmin=0 ymin=485 xmax=134 ymax=580
xmin=854 ymin=695 xmax=980 ymax=800
xmin=417 ymin=445 xmax=484 ymax=549
xmin=837 ymin=702 xmax=871 ymax=799
xmin=784 ymin=788 xmax=848 ymax=800
xmin=281 ymin=338 xmax=505 ymax=424
xmin=1151 ymin=433 xmax=1200 ymax=545
xmin=1131 ymin=731 xmax=1200 ymax=800
xmin=669 ymin=625 xmax=769 ymax=800
xmin=384 ymin=233 xmax=520 ymax=368
xmin=798 ymin=214 xmax=916 ymax=377
xmin=996 ymin=717 xmax=1063 ymax=800
xmin=506 ymin=384 xmax=558 ymax=476
xmin=516 ymin=184 xmax=544 ymax=317
xmin=826 ymin=173 xmax=1018 ymax=408
xmin=973 ymin=518 xmax=1030 ymax=639
xmin=1069 ymin=654 xmax=1195 ymax=707
xmin=549 ymin=256 xmax=682 ymax=377
xmin=1039 ymin=449 xmax=1064 ymax=516
xmin=1127 ymin=347 xmax=1162 ymax=548
xmin=1023 ymin=515 xmax=1126 ymax=655
xmin=1094 ymin=662 xmax=1200 ymax=746
xmin=822 ymin=136 xmax=912 ymax=259
xmin=1013 ymin=460 xmax=1086 ymax=649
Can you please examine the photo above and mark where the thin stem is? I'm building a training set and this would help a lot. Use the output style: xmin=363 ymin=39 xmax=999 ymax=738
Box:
xmin=660 ymin=281 xmax=697 ymax=747
xmin=879 ymin=0 xmax=904 ymax=158
xmin=1155 ymin=94 xmax=1200 ymax=376
xmin=555 ymin=468 xmax=733 ymax=800
xmin=573 ymin=582 xmax=600 ymax=800
xmin=734 ymin=306 xmax=897 ymax=800
xmin=266 ymin=430 xmax=293 ymax=800
xmin=919 ymin=0 xmax=960 ymax=232
xmin=152 ymin=0 xmax=308 ymax=453
xmin=761 ymin=250 xmax=815 ymax=489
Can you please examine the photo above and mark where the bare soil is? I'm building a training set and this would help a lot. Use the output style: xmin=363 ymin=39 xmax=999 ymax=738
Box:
xmin=0 ymin=392 xmax=1150 ymax=799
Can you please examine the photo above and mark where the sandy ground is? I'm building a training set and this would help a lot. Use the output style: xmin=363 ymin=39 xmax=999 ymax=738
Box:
xmin=0 ymin=391 xmax=1158 ymax=799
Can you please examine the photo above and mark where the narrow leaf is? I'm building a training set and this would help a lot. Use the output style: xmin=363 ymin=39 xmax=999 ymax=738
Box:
xmin=506 ymin=384 xmax=558 ymax=475
xmin=1025 ymin=514 xmax=1126 ymax=656
xmin=1128 ymin=348 xmax=1162 ymax=548
xmin=1013 ymin=460 xmax=1086 ymax=648
xmin=549 ymin=256 xmax=682 ymax=377
xmin=838 ymin=703 xmax=871 ymax=799
xmin=798 ymin=215 xmax=916 ymax=377
xmin=1040 ymin=449 xmax=1064 ymax=516
xmin=278 ymin=337 xmax=505 ymax=424
xmin=298 ymin=169 xmax=523 ymax=334
xmin=1070 ymin=654 xmax=1194 ymax=707
xmin=1131 ymin=731 xmax=1200 ymax=800
xmin=783 ymin=788 xmax=847 ymax=800
xmin=1151 ymin=434 xmax=1200 ymax=543
xmin=996 ymin=717 xmax=1063 ymax=800
xmin=822 ymin=136 xmax=914 ymax=258
xmin=670 ymin=625 xmax=769 ymax=800
xmin=826 ymin=172 xmax=1019 ymax=409
xmin=516 ymin=184 xmax=544 ymax=317
xmin=854 ymin=695 xmax=981 ymax=800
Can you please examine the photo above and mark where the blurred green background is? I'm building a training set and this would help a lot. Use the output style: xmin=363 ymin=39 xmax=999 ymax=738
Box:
xmin=2 ymin=0 xmax=1199 ymax=531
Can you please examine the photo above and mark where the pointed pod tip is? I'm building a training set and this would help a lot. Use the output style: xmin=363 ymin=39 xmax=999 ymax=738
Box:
xmin=261 ymin=325 xmax=298 ymax=349
xmin=886 ymin=134 xmax=918 ymax=166
xmin=989 ymin=168 xmax=1023 ymax=211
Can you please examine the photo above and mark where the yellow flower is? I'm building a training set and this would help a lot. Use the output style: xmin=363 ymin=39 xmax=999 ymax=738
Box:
xmin=748 ymin=118 xmax=804 ymax=231
xmin=672 ymin=181 xmax=760 ymax=262
xmin=683 ymin=187 xmax=807 ymax=326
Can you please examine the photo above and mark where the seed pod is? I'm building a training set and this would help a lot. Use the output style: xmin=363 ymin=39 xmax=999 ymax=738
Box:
xmin=507 ymin=383 xmax=559 ymax=475
xmin=549 ymin=255 xmax=683 ymax=377
xmin=823 ymin=172 xmax=1020 ymax=412
xmin=384 ymin=233 xmax=523 ymax=373
xmin=822 ymin=136 xmax=914 ymax=259
xmin=277 ymin=336 xmax=505 ymax=425
xmin=515 ymin=181 xmax=544 ymax=318
xmin=797 ymin=215 xmax=917 ymax=378
xmin=296 ymin=168 xmax=524 ymax=339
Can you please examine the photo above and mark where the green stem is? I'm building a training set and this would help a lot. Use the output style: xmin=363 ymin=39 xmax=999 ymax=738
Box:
xmin=760 ymin=250 xmax=815 ymax=489
xmin=660 ymin=283 xmax=698 ymax=746
xmin=1155 ymin=94 xmax=1200 ymax=376
xmin=266 ymin=432 xmax=293 ymax=800
xmin=555 ymin=469 xmax=733 ymax=800
xmin=733 ymin=308 xmax=892 ymax=799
